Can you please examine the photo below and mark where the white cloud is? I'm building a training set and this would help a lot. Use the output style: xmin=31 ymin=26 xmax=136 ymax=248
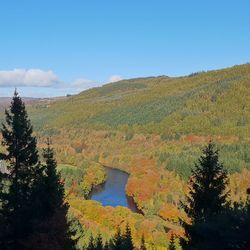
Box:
xmin=108 ymin=75 xmax=123 ymax=83
xmin=0 ymin=69 xmax=60 ymax=87
xmin=0 ymin=69 xmax=125 ymax=97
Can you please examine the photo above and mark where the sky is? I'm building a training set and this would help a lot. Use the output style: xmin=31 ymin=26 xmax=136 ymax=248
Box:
xmin=0 ymin=0 xmax=249 ymax=97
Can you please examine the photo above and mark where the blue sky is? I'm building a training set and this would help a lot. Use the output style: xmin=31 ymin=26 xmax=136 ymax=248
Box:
xmin=0 ymin=0 xmax=249 ymax=97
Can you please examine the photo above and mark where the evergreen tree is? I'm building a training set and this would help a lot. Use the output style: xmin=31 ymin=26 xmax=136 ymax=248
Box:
xmin=41 ymin=138 xmax=65 ymax=215
xmin=87 ymin=234 xmax=95 ymax=250
xmin=168 ymin=233 xmax=175 ymax=250
xmin=181 ymin=142 xmax=229 ymax=249
xmin=181 ymin=203 xmax=250 ymax=250
xmin=24 ymin=140 xmax=77 ymax=249
xmin=103 ymin=241 xmax=110 ymax=250
xmin=123 ymin=223 xmax=134 ymax=250
xmin=139 ymin=234 xmax=146 ymax=250
xmin=96 ymin=233 xmax=103 ymax=250
xmin=0 ymin=91 xmax=76 ymax=249
xmin=0 ymin=90 xmax=43 ymax=249
xmin=112 ymin=227 xmax=123 ymax=250
xmin=183 ymin=142 xmax=229 ymax=223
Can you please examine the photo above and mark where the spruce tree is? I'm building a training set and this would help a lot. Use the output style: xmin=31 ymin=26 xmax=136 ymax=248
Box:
xmin=96 ymin=233 xmax=103 ymax=250
xmin=139 ymin=234 xmax=146 ymax=250
xmin=87 ymin=234 xmax=95 ymax=250
xmin=103 ymin=241 xmax=110 ymax=250
xmin=181 ymin=142 xmax=229 ymax=249
xmin=41 ymin=138 xmax=65 ymax=215
xmin=184 ymin=142 xmax=228 ymax=223
xmin=168 ymin=233 xmax=176 ymax=250
xmin=0 ymin=90 xmax=42 ymax=248
xmin=123 ymin=223 xmax=134 ymax=250
xmin=0 ymin=91 xmax=76 ymax=249
xmin=24 ymin=140 xmax=76 ymax=249
xmin=112 ymin=227 xmax=123 ymax=250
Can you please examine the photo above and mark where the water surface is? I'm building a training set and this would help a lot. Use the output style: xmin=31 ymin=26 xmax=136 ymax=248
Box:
xmin=90 ymin=167 xmax=138 ymax=212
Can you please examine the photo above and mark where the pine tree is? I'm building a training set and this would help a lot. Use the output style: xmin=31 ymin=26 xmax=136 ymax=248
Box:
xmin=0 ymin=91 xmax=76 ymax=249
xmin=42 ymin=138 xmax=65 ymax=215
xmin=0 ymin=90 xmax=42 ymax=249
xmin=123 ymin=223 xmax=134 ymax=250
xmin=184 ymin=142 xmax=228 ymax=223
xmin=24 ymin=140 xmax=77 ymax=249
xmin=139 ymin=234 xmax=146 ymax=250
xmin=103 ymin=241 xmax=110 ymax=250
xmin=181 ymin=142 xmax=229 ymax=249
xmin=168 ymin=233 xmax=175 ymax=250
xmin=87 ymin=234 xmax=95 ymax=250
xmin=112 ymin=227 xmax=123 ymax=250
xmin=96 ymin=233 xmax=103 ymax=250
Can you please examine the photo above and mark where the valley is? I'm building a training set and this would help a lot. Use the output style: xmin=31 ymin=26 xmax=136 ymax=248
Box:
xmin=0 ymin=63 xmax=249 ymax=249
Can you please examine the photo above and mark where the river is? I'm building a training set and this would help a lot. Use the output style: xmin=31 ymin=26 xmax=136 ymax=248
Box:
xmin=90 ymin=167 xmax=139 ymax=213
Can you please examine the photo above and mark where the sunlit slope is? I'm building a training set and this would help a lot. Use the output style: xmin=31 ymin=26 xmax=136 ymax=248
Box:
xmin=30 ymin=64 xmax=250 ymax=137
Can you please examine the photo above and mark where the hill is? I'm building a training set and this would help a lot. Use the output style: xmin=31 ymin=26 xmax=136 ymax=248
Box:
xmin=29 ymin=63 xmax=249 ymax=138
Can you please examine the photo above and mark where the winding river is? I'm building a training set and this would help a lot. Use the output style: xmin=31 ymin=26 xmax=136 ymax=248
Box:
xmin=90 ymin=167 xmax=139 ymax=213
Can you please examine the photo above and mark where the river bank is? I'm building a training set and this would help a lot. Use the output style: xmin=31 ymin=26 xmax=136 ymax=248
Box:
xmin=90 ymin=166 xmax=140 ymax=213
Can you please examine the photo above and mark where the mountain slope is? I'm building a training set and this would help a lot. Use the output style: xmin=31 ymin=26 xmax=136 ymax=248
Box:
xmin=29 ymin=63 xmax=250 ymax=137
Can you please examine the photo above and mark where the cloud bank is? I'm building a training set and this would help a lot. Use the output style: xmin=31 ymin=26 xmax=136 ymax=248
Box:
xmin=0 ymin=69 xmax=60 ymax=87
xmin=0 ymin=69 xmax=124 ymax=97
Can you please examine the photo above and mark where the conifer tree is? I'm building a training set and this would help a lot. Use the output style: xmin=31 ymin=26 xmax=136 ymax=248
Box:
xmin=123 ymin=223 xmax=134 ymax=250
xmin=87 ymin=234 xmax=95 ymax=250
xmin=96 ymin=233 xmax=103 ymax=250
xmin=41 ymin=138 xmax=65 ymax=215
xmin=184 ymin=142 xmax=228 ymax=223
xmin=0 ymin=90 xmax=43 ymax=249
xmin=112 ymin=227 xmax=123 ymax=250
xmin=181 ymin=142 xmax=229 ymax=249
xmin=0 ymin=91 xmax=76 ymax=249
xmin=24 ymin=140 xmax=77 ymax=249
xmin=168 ymin=233 xmax=176 ymax=250
xmin=103 ymin=241 xmax=110 ymax=250
xmin=139 ymin=234 xmax=146 ymax=250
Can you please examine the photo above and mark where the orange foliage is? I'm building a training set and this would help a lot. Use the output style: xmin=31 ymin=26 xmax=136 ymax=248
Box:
xmin=126 ymin=159 xmax=160 ymax=209
xmin=159 ymin=203 xmax=189 ymax=224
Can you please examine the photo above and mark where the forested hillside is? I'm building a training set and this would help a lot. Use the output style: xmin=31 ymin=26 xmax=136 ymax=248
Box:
xmin=29 ymin=63 xmax=249 ymax=137
xmin=24 ymin=63 xmax=250 ymax=179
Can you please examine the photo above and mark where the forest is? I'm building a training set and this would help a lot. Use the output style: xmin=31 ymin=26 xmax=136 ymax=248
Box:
xmin=0 ymin=63 xmax=249 ymax=249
